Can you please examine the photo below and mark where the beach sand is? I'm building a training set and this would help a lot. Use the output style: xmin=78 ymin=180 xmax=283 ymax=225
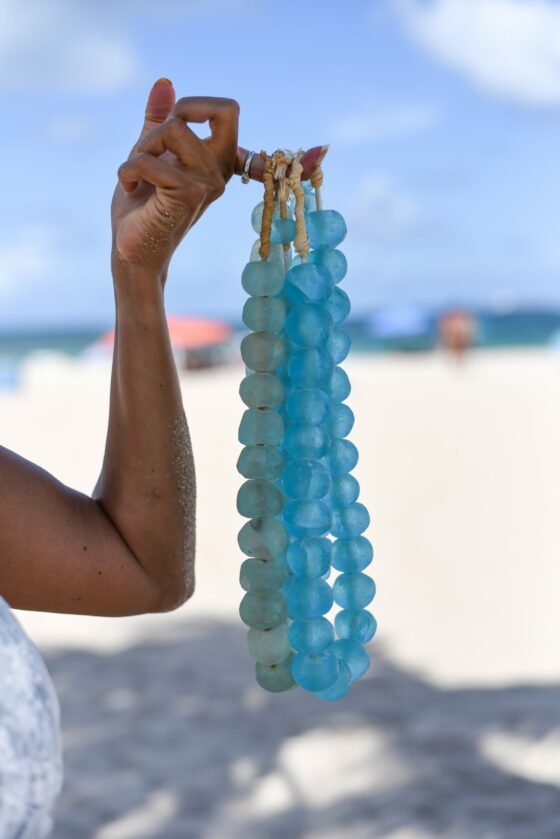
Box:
xmin=3 ymin=348 xmax=560 ymax=837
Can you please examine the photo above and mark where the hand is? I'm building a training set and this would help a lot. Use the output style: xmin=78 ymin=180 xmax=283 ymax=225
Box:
xmin=234 ymin=145 xmax=329 ymax=183
xmin=112 ymin=79 xmax=239 ymax=280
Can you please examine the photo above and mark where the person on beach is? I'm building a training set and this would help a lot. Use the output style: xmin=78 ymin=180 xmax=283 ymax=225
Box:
xmin=0 ymin=79 xmax=326 ymax=838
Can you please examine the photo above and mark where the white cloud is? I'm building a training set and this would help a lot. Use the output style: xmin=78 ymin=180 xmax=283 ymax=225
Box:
xmin=45 ymin=114 xmax=97 ymax=143
xmin=395 ymin=0 xmax=560 ymax=106
xmin=346 ymin=174 xmax=419 ymax=238
xmin=0 ymin=227 xmax=56 ymax=301
xmin=334 ymin=104 xmax=437 ymax=143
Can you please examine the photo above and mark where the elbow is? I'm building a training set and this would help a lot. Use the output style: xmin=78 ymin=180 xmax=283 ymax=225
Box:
xmin=155 ymin=571 xmax=195 ymax=613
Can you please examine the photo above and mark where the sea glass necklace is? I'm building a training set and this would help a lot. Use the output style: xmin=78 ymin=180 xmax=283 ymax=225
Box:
xmin=236 ymin=149 xmax=376 ymax=701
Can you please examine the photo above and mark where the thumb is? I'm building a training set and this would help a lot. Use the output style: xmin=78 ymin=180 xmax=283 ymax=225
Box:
xmin=135 ymin=78 xmax=176 ymax=148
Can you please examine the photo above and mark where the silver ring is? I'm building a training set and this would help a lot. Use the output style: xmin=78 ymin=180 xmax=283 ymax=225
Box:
xmin=241 ymin=150 xmax=256 ymax=184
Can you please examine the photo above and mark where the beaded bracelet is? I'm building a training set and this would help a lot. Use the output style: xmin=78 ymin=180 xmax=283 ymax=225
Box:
xmin=236 ymin=149 xmax=376 ymax=701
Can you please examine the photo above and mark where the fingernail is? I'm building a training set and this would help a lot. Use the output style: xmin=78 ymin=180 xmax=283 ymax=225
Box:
xmin=318 ymin=143 xmax=329 ymax=163
xmin=154 ymin=77 xmax=173 ymax=86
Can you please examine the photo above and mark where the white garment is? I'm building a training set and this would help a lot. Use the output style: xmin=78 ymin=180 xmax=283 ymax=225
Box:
xmin=0 ymin=596 xmax=63 ymax=838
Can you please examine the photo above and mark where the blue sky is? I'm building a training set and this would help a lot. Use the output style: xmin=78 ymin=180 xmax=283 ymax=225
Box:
xmin=1 ymin=0 xmax=560 ymax=328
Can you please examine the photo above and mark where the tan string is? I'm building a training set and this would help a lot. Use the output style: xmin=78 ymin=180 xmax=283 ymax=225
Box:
xmin=311 ymin=165 xmax=324 ymax=211
xmin=288 ymin=150 xmax=309 ymax=261
xmin=259 ymin=151 xmax=275 ymax=261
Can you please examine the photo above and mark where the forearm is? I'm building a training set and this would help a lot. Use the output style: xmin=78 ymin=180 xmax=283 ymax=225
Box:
xmin=93 ymin=264 xmax=196 ymax=608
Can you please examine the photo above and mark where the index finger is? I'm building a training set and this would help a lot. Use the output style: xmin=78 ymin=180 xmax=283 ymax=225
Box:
xmin=172 ymin=96 xmax=240 ymax=178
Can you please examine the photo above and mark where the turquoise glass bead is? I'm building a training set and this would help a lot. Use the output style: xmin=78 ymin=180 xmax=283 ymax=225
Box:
xmin=256 ymin=655 xmax=296 ymax=692
xmin=238 ymin=408 xmax=284 ymax=446
xmin=247 ymin=622 xmax=291 ymax=665
xmin=323 ymin=287 xmax=351 ymax=326
xmin=329 ymin=439 xmax=359 ymax=475
xmin=305 ymin=209 xmax=347 ymax=248
xmin=292 ymin=650 xmax=339 ymax=691
xmin=285 ymin=304 xmax=332 ymax=347
xmin=286 ymin=388 xmax=331 ymax=425
xmin=284 ymin=500 xmax=332 ymax=536
xmin=327 ymin=403 xmax=354 ymax=438
xmin=327 ymin=474 xmax=360 ymax=508
xmin=309 ymin=247 xmax=347 ymax=284
xmin=333 ymin=572 xmax=376 ymax=610
xmin=315 ymin=660 xmax=352 ymax=701
xmin=240 ymin=557 xmax=288 ymax=592
xmin=286 ymin=537 xmax=331 ymax=578
xmin=250 ymin=239 xmax=286 ymax=269
xmin=271 ymin=217 xmax=296 ymax=244
xmin=242 ymin=297 xmax=286 ymax=335
xmin=288 ymin=617 xmax=334 ymax=653
xmin=331 ymin=639 xmax=370 ymax=681
xmin=286 ymin=576 xmax=333 ymax=619
xmin=285 ymin=263 xmax=333 ymax=302
xmin=331 ymin=503 xmax=371 ymax=538
xmin=282 ymin=460 xmax=330 ymax=500
xmin=326 ymin=366 xmax=351 ymax=402
xmin=251 ymin=200 xmax=282 ymax=233
xmin=287 ymin=347 xmax=333 ymax=388
xmin=241 ymin=332 xmax=285 ymax=373
xmin=236 ymin=446 xmax=284 ymax=480
xmin=327 ymin=328 xmax=351 ymax=364
xmin=290 ymin=184 xmax=316 ymax=213
xmin=283 ymin=423 xmax=331 ymax=459
xmin=237 ymin=479 xmax=284 ymax=519
xmin=335 ymin=609 xmax=377 ymax=644
xmin=239 ymin=589 xmax=287 ymax=629
xmin=238 ymin=517 xmax=288 ymax=558
xmin=239 ymin=373 xmax=285 ymax=409
xmin=241 ymin=261 xmax=284 ymax=297
xmin=331 ymin=536 xmax=374 ymax=572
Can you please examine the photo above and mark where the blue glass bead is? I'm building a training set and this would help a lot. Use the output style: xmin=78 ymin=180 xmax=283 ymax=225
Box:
xmin=271 ymin=218 xmax=296 ymax=244
xmin=242 ymin=297 xmax=286 ymax=335
xmin=331 ymin=536 xmax=374 ymax=572
xmin=309 ymin=247 xmax=347 ymax=284
xmin=237 ymin=480 xmax=284 ymax=519
xmin=323 ymin=287 xmax=351 ymax=326
xmin=327 ymin=328 xmax=351 ymax=364
xmin=284 ymin=423 xmax=331 ymax=459
xmin=250 ymin=239 xmax=285 ymax=269
xmin=331 ymin=639 xmax=370 ymax=681
xmin=288 ymin=617 xmax=334 ymax=653
xmin=305 ymin=210 xmax=347 ymax=248
xmin=335 ymin=610 xmax=377 ymax=644
xmin=292 ymin=650 xmax=339 ymax=691
xmin=326 ymin=366 xmax=351 ymax=403
xmin=286 ymin=537 xmax=331 ymax=578
xmin=285 ymin=304 xmax=332 ymax=347
xmin=240 ymin=558 xmax=288 ymax=592
xmin=284 ymin=501 xmax=332 ymax=536
xmin=247 ymin=622 xmax=291 ymax=665
xmin=282 ymin=460 xmax=330 ymax=500
xmin=327 ymin=474 xmax=360 ymax=508
xmin=280 ymin=571 xmax=294 ymax=597
xmin=329 ymin=439 xmax=359 ymax=476
xmin=238 ymin=409 xmax=284 ymax=446
xmin=290 ymin=185 xmax=316 ymax=213
xmin=239 ymin=589 xmax=287 ymax=629
xmin=283 ymin=280 xmax=306 ymax=307
xmin=333 ymin=572 xmax=376 ymax=610
xmin=327 ymin=403 xmax=355 ymax=438
xmin=239 ymin=373 xmax=285 ymax=409
xmin=315 ymin=661 xmax=352 ymax=701
xmin=241 ymin=261 xmax=284 ymax=297
xmin=256 ymin=654 xmax=296 ymax=692
xmin=236 ymin=446 xmax=284 ymax=480
xmin=286 ymin=576 xmax=333 ymax=619
xmin=251 ymin=201 xmax=281 ymax=233
xmin=285 ymin=263 xmax=333 ymax=302
xmin=241 ymin=332 xmax=285 ymax=373
xmin=287 ymin=348 xmax=333 ymax=388
xmin=238 ymin=517 xmax=288 ymax=558
xmin=331 ymin=503 xmax=371 ymax=538
xmin=286 ymin=388 xmax=331 ymax=425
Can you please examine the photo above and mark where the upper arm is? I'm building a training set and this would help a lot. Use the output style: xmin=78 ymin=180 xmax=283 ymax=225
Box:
xmin=0 ymin=445 xmax=168 ymax=616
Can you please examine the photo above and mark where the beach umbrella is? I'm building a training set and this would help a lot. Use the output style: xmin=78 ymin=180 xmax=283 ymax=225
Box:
xmin=99 ymin=315 xmax=233 ymax=350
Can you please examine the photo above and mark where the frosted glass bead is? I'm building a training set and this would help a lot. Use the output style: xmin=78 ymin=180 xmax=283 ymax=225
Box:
xmin=331 ymin=639 xmax=370 ymax=681
xmin=335 ymin=609 xmax=377 ymax=644
xmin=240 ymin=558 xmax=288 ymax=592
xmin=331 ymin=536 xmax=374 ymax=572
xmin=256 ymin=655 xmax=296 ymax=692
xmin=285 ymin=304 xmax=332 ymax=347
xmin=315 ymin=661 xmax=352 ymax=701
xmin=271 ymin=218 xmax=296 ymax=244
xmin=331 ymin=503 xmax=371 ymax=538
xmin=282 ymin=460 xmax=330 ymax=500
xmin=287 ymin=347 xmax=333 ymax=388
xmin=248 ymin=622 xmax=292 ymax=665
xmin=329 ymin=439 xmax=359 ymax=475
xmin=250 ymin=239 xmax=285 ymax=268
xmin=292 ymin=650 xmax=339 ymax=691
xmin=327 ymin=328 xmax=351 ymax=364
xmin=239 ymin=589 xmax=287 ymax=629
xmin=241 ymin=332 xmax=285 ymax=372
xmin=286 ymin=576 xmax=333 ymax=619
xmin=286 ymin=537 xmax=331 ymax=578
xmin=286 ymin=388 xmax=331 ymax=425
xmin=327 ymin=474 xmax=360 ymax=507
xmin=333 ymin=572 xmax=376 ymax=610
xmin=280 ymin=571 xmax=294 ymax=597
xmin=323 ymin=287 xmax=351 ymax=326
xmin=306 ymin=209 xmax=347 ymax=248
xmin=309 ymin=247 xmax=347 ymax=283
xmin=285 ymin=263 xmax=333 ymax=302
xmin=237 ymin=479 xmax=284 ymax=518
xmin=290 ymin=185 xmax=316 ymax=213
xmin=284 ymin=500 xmax=332 ymax=535
xmin=236 ymin=446 xmax=284 ymax=480
xmin=326 ymin=366 xmax=351 ymax=403
xmin=238 ymin=408 xmax=284 ymax=446
xmin=251 ymin=200 xmax=282 ymax=233
xmin=238 ymin=517 xmax=288 ymax=558
xmin=288 ymin=617 xmax=334 ymax=653
xmin=327 ymin=403 xmax=355 ymax=438
xmin=241 ymin=261 xmax=284 ymax=297
xmin=242 ymin=297 xmax=286 ymax=335
xmin=239 ymin=373 xmax=285 ymax=409
xmin=283 ymin=423 xmax=331 ymax=459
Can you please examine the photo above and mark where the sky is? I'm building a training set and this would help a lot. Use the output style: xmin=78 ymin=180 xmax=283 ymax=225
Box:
xmin=1 ymin=0 xmax=560 ymax=328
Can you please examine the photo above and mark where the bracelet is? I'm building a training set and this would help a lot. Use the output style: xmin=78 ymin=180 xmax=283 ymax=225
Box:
xmin=240 ymin=150 xmax=256 ymax=184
